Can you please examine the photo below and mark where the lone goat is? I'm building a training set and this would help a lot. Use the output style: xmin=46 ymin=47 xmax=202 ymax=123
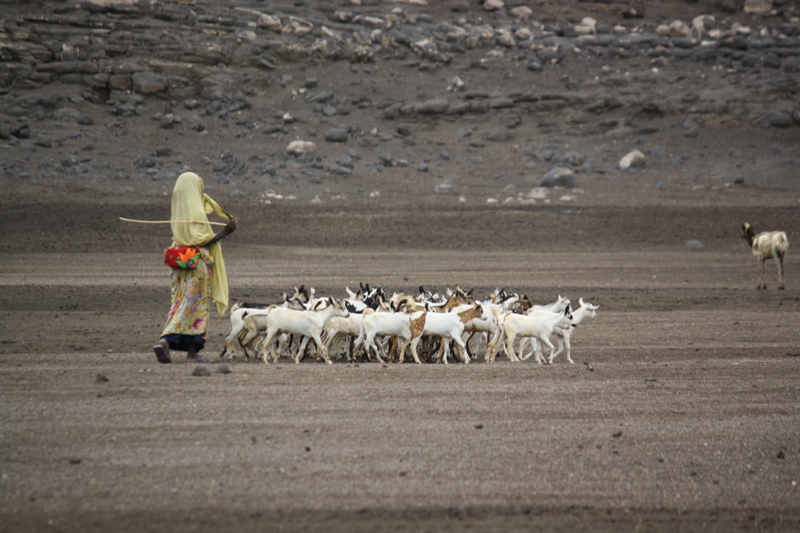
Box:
xmin=741 ymin=223 xmax=789 ymax=290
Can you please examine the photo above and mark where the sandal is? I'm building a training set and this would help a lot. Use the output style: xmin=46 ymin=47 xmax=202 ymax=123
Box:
xmin=154 ymin=344 xmax=171 ymax=364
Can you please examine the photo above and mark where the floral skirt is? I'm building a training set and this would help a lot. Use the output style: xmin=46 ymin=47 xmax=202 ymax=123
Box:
xmin=160 ymin=259 xmax=212 ymax=352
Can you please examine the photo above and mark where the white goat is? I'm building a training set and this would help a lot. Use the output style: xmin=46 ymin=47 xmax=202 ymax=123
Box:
xmin=547 ymin=298 xmax=598 ymax=364
xmin=522 ymin=298 xmax=599 ymax=364
xmin=354 ymin=308 xmax=426 ymax=364
xmin=323 ymin=312 xmax=365 ymax=362
xmin=260 ymin=298 xmax=350 ymax=364
xmin=492 ymin=295 xmax=571 ymax=362
xmin=220 ymin=303 xmax=269 ymax=359
xmin=502 ymin=309 xmax=572 ymax=363
xmin=415 ymin=305 xmax=485 ymax=364
xmin=741 ymin=223 xmax=789 ymax=290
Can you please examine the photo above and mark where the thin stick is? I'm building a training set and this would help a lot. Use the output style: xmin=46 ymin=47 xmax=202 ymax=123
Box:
xmin=119 ymin=217 xmax=229 ymax=227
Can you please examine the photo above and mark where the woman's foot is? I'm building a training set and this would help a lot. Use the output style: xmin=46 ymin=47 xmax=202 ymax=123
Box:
xmin=186 ymin=343 xmax=211 ymax=363
xmin=154 ymin=340 xmax=171 ymax=364
xmin=187 ymin=343 xmax=199 ymax=360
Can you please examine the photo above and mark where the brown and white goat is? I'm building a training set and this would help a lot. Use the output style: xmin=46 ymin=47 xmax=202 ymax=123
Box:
xmin=741 ymin=223 xmax=789 ymax=290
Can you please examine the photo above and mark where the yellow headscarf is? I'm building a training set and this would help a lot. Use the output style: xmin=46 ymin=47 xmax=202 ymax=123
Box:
xmin=170 ymin=172 xmax=233 ymax=318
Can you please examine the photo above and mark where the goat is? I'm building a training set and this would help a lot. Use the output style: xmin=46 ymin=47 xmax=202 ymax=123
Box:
xmin=465 ymin=291 xmax=521 ymax=361
xmin=322 ymin=309 xmax=365 ymax=362
xmin=414 ymin=304 xmax=485 ymax=364
xmin=220 ymin=285 xmax=311 ymax=359
xmin=547 ymin=298 xmax=598 ymax=364
xmin=354 ymin=308 xmax=426 ymax=364
xmin=491 ymin=295 xmax=570 ymax=362
xmin=221 ymin=293 xmax=310 ymax=360
xmin=502 ymin=308 xmax=572 ymax=363
xmin=259 ymin=298 xmax=350 ymax=364
xmin=741 ymin=223 xmax=789 ymax=290
xmin=521 ymin=299 xmax=598 ymax=364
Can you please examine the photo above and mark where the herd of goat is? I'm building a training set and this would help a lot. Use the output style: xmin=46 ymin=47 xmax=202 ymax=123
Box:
xmin=215 ymin=223 xmax=788 ymax=365
xmin=220 ymin=284 xmax=599 ymax=365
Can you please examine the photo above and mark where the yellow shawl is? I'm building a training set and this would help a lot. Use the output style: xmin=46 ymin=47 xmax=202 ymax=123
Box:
xmin=170 ymin=172 xmax=233 ymax=318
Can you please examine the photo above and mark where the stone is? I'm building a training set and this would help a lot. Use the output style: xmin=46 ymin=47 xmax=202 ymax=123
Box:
xmin=621 ymin=0 xmax=645 ymax=18
xmin=685 ymin=239 xmax=705 ymax=251
xmin=744 ymin=0 xmax=773 ymax=14
xmin=286 ymin=140 xmax=317 ymax=155
xmin=416 ymin=98 xmax=449 ymax=114
xmin=324 ymin=128 xmax=349 ymax=143
xmin=541 ymin=166 xmax=575 ymax=188
xmin=682 ymin=116 xmax=701 ymax=138
xmin=131 ymin=71 xmax=167 ymax=95
xmin=619 ymin=149 xmax=645 ymax=171
xmin=483 ymin=0 xmax=504 ymax=11
xmin=486 ymin=129 xmax=511 ymax=142
xmin=764 ymin=111 xmax=794 ymax=128
xmin=192 ymin=366 xmax=211 ymax=377
xmin=510 ymin=6 xmax=532 ymax=20
xmin=52 ymin=107 xmax=83 ymax=122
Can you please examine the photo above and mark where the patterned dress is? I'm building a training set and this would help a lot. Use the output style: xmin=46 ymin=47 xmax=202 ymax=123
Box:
xmin=161 ymin=247 xmax=214 ymax=352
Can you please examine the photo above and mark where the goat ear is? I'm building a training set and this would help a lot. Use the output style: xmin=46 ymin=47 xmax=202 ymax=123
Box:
xmin=579 ymin=297 xmax=584 ymax=306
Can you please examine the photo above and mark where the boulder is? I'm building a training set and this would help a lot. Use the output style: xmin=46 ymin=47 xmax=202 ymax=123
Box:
xmin=131 ymin=71 xmax=167 ymax=94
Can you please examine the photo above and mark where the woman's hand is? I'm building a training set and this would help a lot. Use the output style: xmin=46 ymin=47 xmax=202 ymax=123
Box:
xmin=223 ymin=218 xmax=237 ymax=235
xmin=202 ymin=218 xmax=237 ymax=247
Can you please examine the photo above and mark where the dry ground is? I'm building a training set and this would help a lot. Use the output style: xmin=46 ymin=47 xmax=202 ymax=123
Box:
xmin=2 ymin=0 xmax=800 ymax=531
xmin=2 ymin=203 xmax=800 ymax=532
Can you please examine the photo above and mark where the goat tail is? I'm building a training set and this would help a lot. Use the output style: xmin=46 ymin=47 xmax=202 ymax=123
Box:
xmin=777 ymin=232 xmax=789 ymax=256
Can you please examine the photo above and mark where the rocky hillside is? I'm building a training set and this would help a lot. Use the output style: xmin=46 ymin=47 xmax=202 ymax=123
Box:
xmin=1 ymin=0 xmax=798 ymax=207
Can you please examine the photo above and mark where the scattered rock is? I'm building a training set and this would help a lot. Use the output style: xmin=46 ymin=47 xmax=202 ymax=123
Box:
xmin=483 ymin=0 xmax=504 ymax=12
xmin=324 ymin=128 xmax=349 ymax=143
xmin=192 ymin=366 xmax=211 ymax=377
xmin=541 ymin=167 xmax=575 ymax=188
xmin=619 ymin=150 xmax=645 ymax=171
xmin=287 ymin=140 xmax=317 ymax=155
xmin=685 ymin=239 xmax=705 ymax=251
xmin=131 ymin=72 xmax=167 ymax=95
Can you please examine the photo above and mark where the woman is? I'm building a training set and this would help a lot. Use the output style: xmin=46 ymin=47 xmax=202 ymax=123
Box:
xmin=154 ymin=172 xmax=237 ymax=363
